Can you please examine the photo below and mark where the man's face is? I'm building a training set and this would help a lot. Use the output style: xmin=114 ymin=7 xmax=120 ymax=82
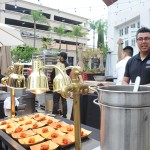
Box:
xmin=136 ymin=32 xmax=150 ymax=53
xmin=59 ymin=56 xmax=64 ymax=62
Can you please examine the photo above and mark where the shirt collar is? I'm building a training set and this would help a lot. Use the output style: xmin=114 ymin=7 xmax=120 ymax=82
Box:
xmin=136 ymin=52 xmax=150 ymax=61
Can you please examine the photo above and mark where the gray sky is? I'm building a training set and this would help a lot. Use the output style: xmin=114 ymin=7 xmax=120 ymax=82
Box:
xmin=25 ymin=0 xmax=108 ymax=20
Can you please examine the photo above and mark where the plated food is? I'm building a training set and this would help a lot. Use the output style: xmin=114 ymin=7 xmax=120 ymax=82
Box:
xmin=30 ymin=140 xmax=59 ymax=150
xmin=49 ymin=121 xmax=68 ymax=129
xmin=40 ymin=117 xmax=59 ymax=125
xmin=5 ymin=123 xmax=25 ymax=134
xmin=11 ymin=130 xmax=36 ymax=139
xmin=30 ymin=113 xmax=47 ymax=121
xmin=52 ymin=134 xmax=75 ymax=147
xmin=30 ymin=122 xmax=46 ymax=129
xmin=0 ymin=119 xmax=14 ymax=126
xmin=69 ymin=128 xmax=92 ymax=138
xmin=0 ymin=122 xmax=19 ymax=130
xmin=32 ymin=126 xmax=55 ymax=135
xmin=45 ymin=129 xmax=66 ymax=140
xmin=18 ymin=119 xmax=37 ymax=126
xmin=1 ymin=113 xmax=92 ymax=149
xmin=18 ymin=134 xmax=44 ymax=147
xmin=59 ymin=125 xmax=74 ymax=133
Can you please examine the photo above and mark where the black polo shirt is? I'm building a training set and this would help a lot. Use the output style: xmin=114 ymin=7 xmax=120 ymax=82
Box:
xmin=124 ymin=53 xmax=150 ymax=85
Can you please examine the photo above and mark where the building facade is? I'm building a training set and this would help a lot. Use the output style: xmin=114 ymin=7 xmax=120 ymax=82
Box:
xmin=0 ymin=0 xmax=89 ymax=65
xmin=103 ymin=0 xmax=150 ymax=76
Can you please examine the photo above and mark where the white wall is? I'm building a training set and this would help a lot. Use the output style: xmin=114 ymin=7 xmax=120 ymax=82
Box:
xmin=106 ymin=0 xmax=150 ymax=76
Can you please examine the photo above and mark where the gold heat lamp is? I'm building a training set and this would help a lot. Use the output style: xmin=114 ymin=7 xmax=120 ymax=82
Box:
xmin=1 ymin=60 xmax=26 ymax=118
xmin=27 ymin=57 xmax=71 ymax=94
xmin=53 ymin=60 xmax=71 ymax=94
xmin=27 ymin=57 xmax=49 ymax=94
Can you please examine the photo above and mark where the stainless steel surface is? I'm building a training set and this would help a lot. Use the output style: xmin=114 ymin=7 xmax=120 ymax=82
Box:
xmin=97 ymin=85 xmax=150 ymax=107
xmin=96 ymin=85 xmax=150 ymax=150
xmin=93 ymin=75 xmax=106 ymax=81
xmin=100 ymin=104 xmax=150 ymax=150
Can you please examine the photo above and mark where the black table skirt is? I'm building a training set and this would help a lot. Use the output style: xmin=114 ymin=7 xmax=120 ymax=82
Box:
xmin=71 ymin=94 xmax=101 ymax=129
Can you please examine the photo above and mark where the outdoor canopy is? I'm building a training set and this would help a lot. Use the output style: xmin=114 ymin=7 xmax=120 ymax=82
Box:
xmin=0 ymin=23 xmax=24 ymax=46
xmin=0 ymin=23 xmax=24 ymax=75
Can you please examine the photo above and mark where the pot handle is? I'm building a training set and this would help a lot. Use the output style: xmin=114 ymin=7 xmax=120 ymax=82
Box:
xmin=93 ymin=98 xmax=99 ymax=106
xmin=93 ymin=98 xmax=101 ymax=110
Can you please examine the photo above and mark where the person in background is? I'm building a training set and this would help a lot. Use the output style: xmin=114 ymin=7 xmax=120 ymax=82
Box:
xmin=122 ymin=27 xmax=150 ymax=85
xmin=115 ymin=46 xmax=133 ymax=85
xmin=51 ymin=52 xmax=71 ymax=118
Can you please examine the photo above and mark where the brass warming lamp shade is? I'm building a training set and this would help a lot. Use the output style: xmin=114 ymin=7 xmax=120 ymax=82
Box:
xmin=27 ymin=57 xmax=71 ymax=94
xmin=1 ymin=60 xmax=26 ymax=118
xmin=27 ymin=57 xmax=49 ymax=94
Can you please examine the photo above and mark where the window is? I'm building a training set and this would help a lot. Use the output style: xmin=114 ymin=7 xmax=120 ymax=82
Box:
xmin=125 ymin=26 xmax=129 ymax=35
xmin=131 ymin=39 xmax=135 ymax=46
xmin=137 ymin=22 xmax=140 ymax=28
xmin=119 ymin=29 xmax=123 ymax=36
xmin=125 ymin=40 xmax=129 ymax=46
xmin=68 ymin=57 xmax=74 ymax=66
xmin=131 ymin=24 xmax=135 ymax=28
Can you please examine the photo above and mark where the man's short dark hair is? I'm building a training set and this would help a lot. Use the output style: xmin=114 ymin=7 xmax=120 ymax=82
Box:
xmin=136 ymin=27 xmax=150 ymax=38
xmin=123 ymin=46 xmax=133 ymax=57
xmin=58 ymin=52 xmax=67 ymax=60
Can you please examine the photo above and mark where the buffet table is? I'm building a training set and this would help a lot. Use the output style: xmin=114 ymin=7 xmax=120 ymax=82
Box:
xmin=71 ymin=94 xmax=100 ymax=129
xmin=0 ymin=115 xmax=100 ymax=150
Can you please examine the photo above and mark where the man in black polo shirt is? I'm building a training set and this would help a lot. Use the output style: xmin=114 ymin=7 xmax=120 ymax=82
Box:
xmin=122 ymin=27 xmax=150 ymax=85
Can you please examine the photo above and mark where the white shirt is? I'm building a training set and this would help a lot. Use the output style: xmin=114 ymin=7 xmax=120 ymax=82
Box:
xmin=115 ymin=56 xmax=131 ymax=85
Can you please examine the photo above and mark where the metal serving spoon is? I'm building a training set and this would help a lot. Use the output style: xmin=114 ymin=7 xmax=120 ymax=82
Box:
xmin=133 ymin=76 xmax=141 ymax=92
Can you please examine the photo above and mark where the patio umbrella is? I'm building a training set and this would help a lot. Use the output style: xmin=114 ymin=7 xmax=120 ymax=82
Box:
xmin=0 ymin=23 xmax=24 ymax=75
xmin=0 ymin=46 xmax=12 ymax=75
xmin=117 ymin=38 xmax=123 ymax=62
xmin=0 ymin=23 xmax=24 ymax=47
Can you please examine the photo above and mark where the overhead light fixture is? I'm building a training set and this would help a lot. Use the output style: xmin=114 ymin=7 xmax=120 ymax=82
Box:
xmin=14 ymin=0 xmax=17 ymax=9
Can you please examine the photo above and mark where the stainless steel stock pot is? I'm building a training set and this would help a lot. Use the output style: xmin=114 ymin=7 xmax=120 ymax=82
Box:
xmin=94 ymin=85 xmax=150 ymax=150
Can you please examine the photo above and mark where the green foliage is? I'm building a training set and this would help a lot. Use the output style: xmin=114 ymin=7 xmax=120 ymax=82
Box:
xmin=68 ymin=25 xmax=87 ymax=38
xmin=83 ymin=48 xmax=94 ymax=61
xmin=11 ymin=45 xmax=39 ymax=63
xmin=99 ymin=43 xmax=108 ymax=62
xmin=89 ymin=21 xmax=98 ymax=30
xmin=97 ymin=20 xmax=107 ymax=48
xmin=21 ymin=10 xmax=50 ymax=47
xmin=41 ymin=37 xmax=54 ymax=49
xmin=83 ymin=48 xmax=93 ymax=72
xmin=53 ymin=24 xmax=66 ymax=36
xmin=53 ymin=24 xmax=66 ymax=50
xmin=68 ymin=25 xmax=88 ymax=64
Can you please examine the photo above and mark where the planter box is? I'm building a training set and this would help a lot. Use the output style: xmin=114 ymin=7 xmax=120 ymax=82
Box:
xmin=86 ymin=73 xmax=105 ymax=81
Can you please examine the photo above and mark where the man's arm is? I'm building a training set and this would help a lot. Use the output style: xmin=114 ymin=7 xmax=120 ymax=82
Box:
xmin=122 ymin=76 xmax=130 ymax=85
xmin=144 ymin=83 xmax=150 ymax=86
